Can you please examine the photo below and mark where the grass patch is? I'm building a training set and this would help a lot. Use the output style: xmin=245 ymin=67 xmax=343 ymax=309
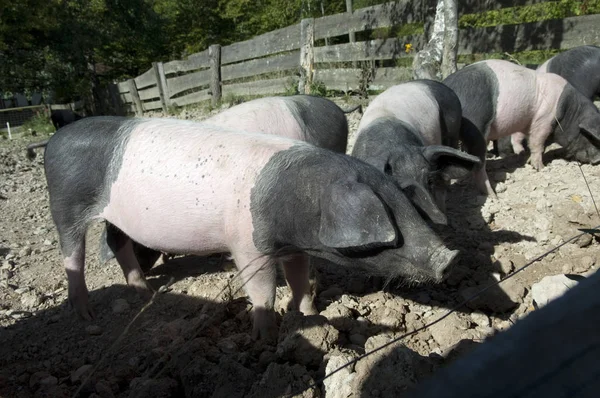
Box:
xmin=460 ymin=0 xmax=600 ymax=28
xmin=458 ymin=49 xmax=563 ymax=66
xmin=20 ymin=111 xmax=55 ymax=136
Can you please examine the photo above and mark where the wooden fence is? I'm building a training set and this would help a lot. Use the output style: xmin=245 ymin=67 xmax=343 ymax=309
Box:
xmin=114 ymin=0 xmax=600 ymax=115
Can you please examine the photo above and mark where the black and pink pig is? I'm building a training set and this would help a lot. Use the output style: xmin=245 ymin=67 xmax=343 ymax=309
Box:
xmin=444 ymin=59 xmax=600 ymax=196
xmin=44 ymin=117 xmax=458 ymax=339
xmin=351 ymin=80 xmax=481 ymax=215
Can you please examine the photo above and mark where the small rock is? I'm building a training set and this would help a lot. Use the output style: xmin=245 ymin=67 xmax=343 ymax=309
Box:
xmin=71 ymin=364 xmax=93 ymax=383
xmin=40 ymin=375 xmax=58 ymax=387
xmin=48 ymin=314 xmax=61 ymax=323
xmin=0 ymin=268 xmax=13 ymax=280
xmin=112 ymin=299 xmax=130 ymax=314
xmin=320 ymin=302 xmax=355 ymax=332
xmin=323 ymin=354 xmax=356 ymax=398
xmin=574 ymin=256 xmax=595 ymax=273
xmin=445 ymin=265 xmax=471 ymax=286
xmin=15 ymin=287 xmax=29 ymax=295
xmin=29 ymin=371 xmax=52 ymax=390
xmin=353 ymin=335 xmax=436 ymax=395
xmin=258 ymin=350 xmax=277 ymax=368
xmin=349 ymin=333 xmax=367 ymax=346
xmin=460 ymin=278 xmax=525 ymax=313
xmin=20 ymin=291 xmax=42 ymax=308
xmin=429 ymin=312 xmax=470 ymax=348
xmin=495 ymin=256 xmax=515 ymax=275
xmin=404 ymin=312 xmax=422 ymax=328
xmin=128 ymin=377 xmax=178 ymax=398
xmin=276 ymin=313 xmax=339 ymax=366
xmin=531 ymin=274 xmax=579 ymax=308
xmin=575 ymin=233 xmax=593 ymax=248
xmin=217 ymin=338 xmax=238 ymax=354
xmin=470 ymin=311 xmax=490 ymax=327
xmin=86 ymin=325 xmax=103 ymax=336
xmin=18 ymin=246 xmax=32 ymax=257
xmin=95 ymin=380 xmax=115 ymax=398
xmin=43 ymin=239 xmax=52 ymax=246
xmin=247 ymin=363 xmax=318 ymax=398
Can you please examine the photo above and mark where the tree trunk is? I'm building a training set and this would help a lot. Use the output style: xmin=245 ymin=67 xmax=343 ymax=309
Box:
xmin=412 ymin=0 xmax=459 ymax=81
xmin=441 ymin=0 xmax=458 ymax=78
xmin=412 ymin=0 xmax=446 ymax=80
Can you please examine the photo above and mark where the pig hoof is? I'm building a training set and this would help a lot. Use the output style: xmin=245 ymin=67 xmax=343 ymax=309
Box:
xmin=69 ymin=297 xmax=95 ymax=320
xmin=299 ymin=302 xmax=318 ymax=316
xmin=252 ymin=308 xmax=277 ymax=341
xmin=527 ymin=156 xmax=544 ymax=171
xmin=513 ymin=145 xmax=525 ymax=155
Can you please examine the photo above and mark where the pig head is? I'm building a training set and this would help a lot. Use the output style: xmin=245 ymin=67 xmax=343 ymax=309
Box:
xmin=352 ymin=117 xmax=480 ymax=216
xmin=552 ymin=84 xmax=600 ymax=164
xmin=250 ymin=145 xmax=459 ymax=284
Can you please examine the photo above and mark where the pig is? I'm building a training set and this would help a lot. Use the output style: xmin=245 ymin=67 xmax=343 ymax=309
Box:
xmin=443 ymin=59 xmax=600 ymax=196
xmin=44 ymin=116 xmax=459 ymax=339
xmin=26 ymin=110 xmax=84 ymax=159
xmin=538 ymin=45 xmax=600 ymax=100
xmin=351 ymin=80 xmax=481 ymax=215
xmin=99 ymin=95 xmax=355 ymax=271
xmin=507 ymin=45 xmax=600 ymax=155
xmin=51 ymin=109 xmax=83 ymax=130
xmin=205 ymin=95 xmax=352 ymax=153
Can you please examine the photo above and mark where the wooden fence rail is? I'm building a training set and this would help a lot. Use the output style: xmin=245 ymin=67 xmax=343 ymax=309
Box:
xmin=114 ymin=0 xmax=600 ymax=114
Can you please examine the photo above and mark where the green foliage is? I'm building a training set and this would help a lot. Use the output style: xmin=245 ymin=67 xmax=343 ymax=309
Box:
xmin=283 ymin=78 xmax=299 ymax=96
xmin=20 ymin=110 xmax=55 ymax=135
xmin=1 ymin=0 xmax=599 ymax=106
xmin=458 ymin=49 xmax=563 ymax=66
xmin=460 ymin=0 xmax=600 ymax=28
xmin=308 ymin=80 xmax=328 ymax=97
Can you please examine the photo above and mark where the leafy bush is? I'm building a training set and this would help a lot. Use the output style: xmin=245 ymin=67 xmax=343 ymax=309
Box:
xmin=460 ymin=0 xmax=600 ymax=28
xmin=20 ymin=110 xmax=55 ymax=135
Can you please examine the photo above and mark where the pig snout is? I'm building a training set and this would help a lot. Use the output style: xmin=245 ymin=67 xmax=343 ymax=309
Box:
xmin=428 ymin=246 xmax=459 ymax=282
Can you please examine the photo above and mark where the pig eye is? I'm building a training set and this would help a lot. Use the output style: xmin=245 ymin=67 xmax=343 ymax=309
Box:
xmin=384 ymin=163 xmax=393 ymax=175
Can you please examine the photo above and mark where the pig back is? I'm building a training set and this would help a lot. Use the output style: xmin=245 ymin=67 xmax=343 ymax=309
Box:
xmin=99 ymin=118 xmax=298 ymax=254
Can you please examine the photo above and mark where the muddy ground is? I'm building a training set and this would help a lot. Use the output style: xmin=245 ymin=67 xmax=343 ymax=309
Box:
xmin=1 ymin=99 xmax=599 ymax=398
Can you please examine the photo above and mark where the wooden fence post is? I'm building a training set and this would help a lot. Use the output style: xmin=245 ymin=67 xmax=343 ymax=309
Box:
xmin=108 ymin=83 xmax=122 ymax=116
xmin=346 ymin=0 xmax=357 ymax=69
xmin=346 ymin=0 xmax=355 ymax=43
xmin=209 ymin=44 xmax=222 ymax=106
xmin=298 ymin=18 xmax=315 ymax=94
xmin=127 ymin=79 xmax=143 ymax=116
xmin=153 ymin=62 xmax=169 ymax=113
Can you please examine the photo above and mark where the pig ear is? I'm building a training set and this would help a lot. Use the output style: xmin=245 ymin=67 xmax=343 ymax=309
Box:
xmin=319 ymin=182 xmax=397 ymax=249
xmin=423 ymin=145 xmax=481 ymax=180
xmin=398 ymin=180 xmax=447 ymax=225
xmin=580 ymin=124 xmax=600 ymax=146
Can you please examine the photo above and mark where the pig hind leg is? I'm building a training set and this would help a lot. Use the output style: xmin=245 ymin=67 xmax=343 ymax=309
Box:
xmin=511 ymin=132 xmax=527 ymax=155
xmin=280 ymin=254 xmax=317 ymax=316
xmin=231 ymin=248 xmax=278 ymax=341
xmin=61 ymin=231 xmax=94 ymax=320
xmin=105 ymin=223 xmax=154 ymax=295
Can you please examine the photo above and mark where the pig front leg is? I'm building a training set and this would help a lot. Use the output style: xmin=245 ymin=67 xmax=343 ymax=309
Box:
xmin=281 ymin=254 xmax=317 ymax=316
xmin=232 ymin=248 xmax=278 ymax=341
xmin=64 ymin=239 xmax=94 ymax=320
xmin=474 ymin=161 xmax=497 ymax=198
xmin=511 ymin=132 xmax=527 ymax=154
xmin=105 ymin=224 xmax=154 ymax=296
